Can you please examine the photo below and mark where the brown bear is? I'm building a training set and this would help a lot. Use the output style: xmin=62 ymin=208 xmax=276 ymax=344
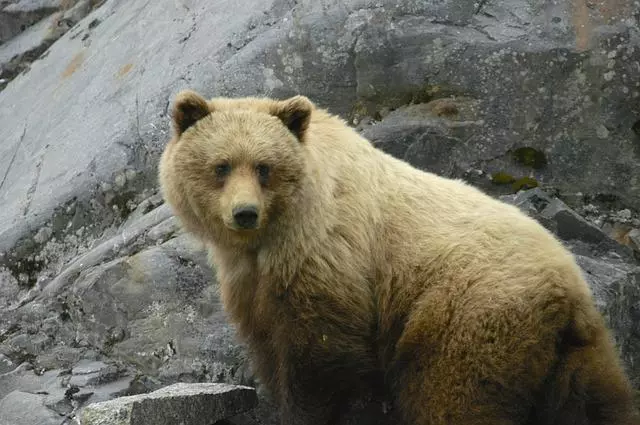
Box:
xmin=158 ymin=89 xmax=639 ymax=425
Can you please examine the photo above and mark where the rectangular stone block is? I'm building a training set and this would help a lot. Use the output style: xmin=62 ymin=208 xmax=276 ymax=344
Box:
xmin=81 ymin=382 xmax=258 ymax=425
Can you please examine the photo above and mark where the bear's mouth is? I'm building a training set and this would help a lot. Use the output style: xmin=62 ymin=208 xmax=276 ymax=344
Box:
xmin=223 ymin=217 xmax=261 ymax=233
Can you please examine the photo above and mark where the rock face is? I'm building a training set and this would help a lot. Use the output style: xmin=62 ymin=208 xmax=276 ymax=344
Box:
xmin=0 ymin=0 xmax=639 ymax=424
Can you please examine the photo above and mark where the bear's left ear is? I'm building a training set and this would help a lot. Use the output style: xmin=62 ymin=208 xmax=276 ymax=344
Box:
xmin=273 ymin=95 xmax=314 ymax=142
xmin=172 ymin=89 xmax=212 ymax=137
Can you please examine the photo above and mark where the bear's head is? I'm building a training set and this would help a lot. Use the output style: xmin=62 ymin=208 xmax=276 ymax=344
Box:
xmin=159 ymin=89 xmax=314 ymax=247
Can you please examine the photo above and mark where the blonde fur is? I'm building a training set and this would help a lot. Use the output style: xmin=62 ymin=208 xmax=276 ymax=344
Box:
xmin=159 ymin=90 xmax=638 ymax=425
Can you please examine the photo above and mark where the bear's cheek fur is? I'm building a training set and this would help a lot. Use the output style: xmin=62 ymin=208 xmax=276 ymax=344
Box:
xmin=180 ymin=178 xmax=223 ymax=235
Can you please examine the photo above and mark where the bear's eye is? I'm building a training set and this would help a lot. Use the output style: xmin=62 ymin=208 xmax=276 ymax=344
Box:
xmin=215 ymin=162 xmax=231 ymax=178
xmin=256 ymin=163 xmax=270 ymax=185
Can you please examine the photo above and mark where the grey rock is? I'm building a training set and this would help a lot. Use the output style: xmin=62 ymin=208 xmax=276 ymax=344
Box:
xmin=628 ymin=229 xmax=640 ymax=253
xmin=80 ymin=382 xmax=258 ymax=425
xmin=574 ymin=255 xmax=640 ymax=387
xmin=36 ymin=202 xmax=174 ymax=301
xmin=146 ymin=216 xmax=180 ymax=244
xmin=68 ymin=361 xmax=122 ymax=387
xmin=0 ymin=390 xmax=61 ymax=425
xmin=73 ymin=360 xmax=108 ymax=375
xmin=0 ymin=0 xmax=283 ymax=262
xmin=0 ymin=14 xmax=59 ymax=88
xmin=0 ymin=267 xmax=21 ymax=308
xmin=362 ymin=101 xmax=483 ymax=178
xmin=119 ymin=192 xmax=165 ymax=230
xmin=0 ymin=363 xmax=61 ymax=400
xmin=503 ymin=188 xmax=633 ymax=259
xmin=7 ymin=220 xmax=240 ymax=387
xmin=60 ymin=0 xmax=92 ymax=25
xmin=0 ymin=0 xmax=98 ymax=90
xmin=541 ymin=198 xmax=611 ymax=245
xmin=44 ymin=364 xmax=129 ymax=417
xmin=43 ymin=385 xmax=75 ymax=416
xmin=2 ymin=332 xmax=52 ymax=360
xmin=4 ymin=0 xmax=62 ymax=13
xmin=0 ymin=0 xmax=60 ymax=43
xmin=78 ymin=375 xmax=149 ymax=406
xmin=34 ymin=345 xmax=86 ymax=370
xmin=0 ymin=353 xmax=16 ymax=374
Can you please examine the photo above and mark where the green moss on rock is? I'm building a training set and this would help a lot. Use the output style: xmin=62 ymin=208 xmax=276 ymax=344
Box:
xmin=512 ymin=176 xmax=539 ymax=192
xmin=491 ymin=172 xmax=516 ymax=184
xmin=513 ymin=147 xmax=547 ymax=169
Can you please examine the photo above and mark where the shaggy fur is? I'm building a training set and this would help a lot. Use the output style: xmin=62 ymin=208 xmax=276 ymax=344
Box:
xmin=158 ymin=89 xmax=639 ymax=425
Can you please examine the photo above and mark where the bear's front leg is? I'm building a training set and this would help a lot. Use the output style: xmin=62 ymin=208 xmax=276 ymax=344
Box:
xmin=278 ymin=389 xmax=345 ymax=425
xmin=270 ymin=325 xmax=378 ymax=425
xmin=274 ymin=353 xmax=351 ymax=425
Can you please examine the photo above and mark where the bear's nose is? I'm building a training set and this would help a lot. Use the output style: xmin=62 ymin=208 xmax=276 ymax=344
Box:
xmin=232 ymin=205 xmax=259 ymax=229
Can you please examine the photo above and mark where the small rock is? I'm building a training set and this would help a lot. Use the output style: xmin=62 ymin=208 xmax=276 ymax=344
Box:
xmin=81 ymin=382 xmax=258 ymax=425
xmin=73 ymin=360 xmax=109 ymax=375
xmin=628 ymin=229 xmax=640 ymax=252
xmin=35 ymin=344 xmax=85 ymax=370
xmin=617 ymin=209 xmax=633 ymax=221
xmin=0 ymin=363 xmax=62 ymax=400
xmin=68 ymin=360 xmax=123 ymax=388
xmin=69 ymin=371 xmax=102 ymax=387
xmin=75 ymin=375 xmax=144 ymax=408
xmin=504 ymin=188 xmax=630 ymax=258
xmin=146 ymin=217 xmax=179 ymax=242
xmin=596 ymin=124 xmax=610 ymax=139
xmin=73 ymin=389 xmax=95 ymax=403
xmin=0 ymin=390 xmax=61 ymax=425
xmin=542 ymin=198 xmax=610 ymax=244
xmin=33 ymin=226 xmax=53 ymax=244
xmin=0 ymin=353 xmax=16 ymax=374
xmin=114 ymin=172 xmax=127 ymax=188
xmin=44 ymin=386 xmax=75 ymax=416
xmin=125 ymin=169 xmax=137 ymax=181
xmin=3 ymin=332 xmax=52 ymax=362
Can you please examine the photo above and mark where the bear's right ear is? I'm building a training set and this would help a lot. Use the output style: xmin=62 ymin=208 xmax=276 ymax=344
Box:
xmin=272 ymin=95 xmax=314 ymax=142
xmin=172 ymin=90 xmax=211 ymax=136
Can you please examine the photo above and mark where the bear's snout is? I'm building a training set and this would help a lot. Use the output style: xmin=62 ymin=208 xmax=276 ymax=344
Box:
xmin=232 ymin=205 xmax=259 ymax=229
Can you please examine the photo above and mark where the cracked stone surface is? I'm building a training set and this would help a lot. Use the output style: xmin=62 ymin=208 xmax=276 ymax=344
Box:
xmin=0 ymin=0 xmax=639 ymax=424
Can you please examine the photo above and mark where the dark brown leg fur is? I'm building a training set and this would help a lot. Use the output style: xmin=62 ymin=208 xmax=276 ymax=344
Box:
xmin=271 ymin=335 xmax=380 ymax=425
xmin=532 ymin=323 xmax=639 ymax=425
